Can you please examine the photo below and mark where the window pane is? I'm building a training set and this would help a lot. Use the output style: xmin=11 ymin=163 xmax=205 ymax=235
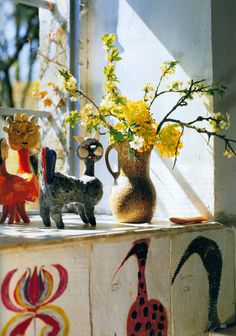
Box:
xmin=0 ymin=0 xmax=39 ymax=110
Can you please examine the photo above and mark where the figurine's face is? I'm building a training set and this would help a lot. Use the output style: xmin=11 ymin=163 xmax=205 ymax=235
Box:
xmin=0 ymin=138 xmax=9 ymax=161
xmin=6 ymin=121 xmax=40 ymax=151
xmin=76 ymin=138 xmax=103 ymax=162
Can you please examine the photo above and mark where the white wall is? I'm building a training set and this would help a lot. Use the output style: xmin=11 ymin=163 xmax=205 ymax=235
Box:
xmin=84 ymin=0 xmax=218 ymax=219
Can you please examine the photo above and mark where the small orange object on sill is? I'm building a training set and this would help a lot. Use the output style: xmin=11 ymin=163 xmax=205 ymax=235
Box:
xmin=169 ymin=216 xmax=208 ymax=225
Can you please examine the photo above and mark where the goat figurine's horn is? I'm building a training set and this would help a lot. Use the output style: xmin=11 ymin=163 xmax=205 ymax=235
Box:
xmin=73 ymin=135 xmax=85 ymax=143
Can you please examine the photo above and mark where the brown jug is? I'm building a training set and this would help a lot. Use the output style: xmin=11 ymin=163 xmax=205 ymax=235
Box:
xmin=105 ymin=141 xmax=156 ymax=223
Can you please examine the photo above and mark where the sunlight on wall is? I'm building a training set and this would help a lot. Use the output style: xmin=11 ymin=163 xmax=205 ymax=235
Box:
xmin=86 ymin=0 xmax=214 ymax=217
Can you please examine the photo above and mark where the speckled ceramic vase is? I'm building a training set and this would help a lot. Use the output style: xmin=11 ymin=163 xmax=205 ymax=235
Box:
xmin=105 ymin=141 xmax=156 ymax=223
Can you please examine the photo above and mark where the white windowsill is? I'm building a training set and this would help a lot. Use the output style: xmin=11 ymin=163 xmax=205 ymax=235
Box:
xmin=0 ymin=214 xmax=223 ymax=250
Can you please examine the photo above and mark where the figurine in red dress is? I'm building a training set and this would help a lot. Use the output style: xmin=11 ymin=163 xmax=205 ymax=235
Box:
xmin=0 ymin=113 xmax=40 ymax=223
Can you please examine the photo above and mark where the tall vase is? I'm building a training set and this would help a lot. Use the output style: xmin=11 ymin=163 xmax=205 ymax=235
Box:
xmin=105 ymin=141 xmax=156 ymax=223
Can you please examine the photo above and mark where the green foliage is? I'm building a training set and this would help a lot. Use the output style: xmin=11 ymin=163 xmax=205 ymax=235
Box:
xmin=208 ymin=83 xmax=227 ymax=97
xmin=169 ymin=81 xmax=183 ymax=91
xmin=59 ymin=69 xmax=72 ymax=81
xmin=109 ymin=128 xmax=125 ymax=142
xmin=64 ymin=110 xmax=80 ymax=128
xmin=102 ymin=34 xmax=124 ymax=102
xmin=160 ymin=61 xmax=179 ymax=78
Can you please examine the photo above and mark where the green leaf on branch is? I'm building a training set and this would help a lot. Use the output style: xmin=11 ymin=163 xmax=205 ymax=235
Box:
xmin=110 ymin=128 xmax=125 ymax=142
xmin=207 ymin=84 xmax=227 ymax=97
xmin=160 ymin=60 xmax=179 ymax=77
xmin=64 ymin=110 xmax=80 ymax=128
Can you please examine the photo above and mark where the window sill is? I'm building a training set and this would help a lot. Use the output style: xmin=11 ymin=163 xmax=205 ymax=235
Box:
xmin=0 ymin=214 xmax=223 ymax=250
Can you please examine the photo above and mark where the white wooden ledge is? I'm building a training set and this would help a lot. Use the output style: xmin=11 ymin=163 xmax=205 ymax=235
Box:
xmin=0 ymin=214 xmax=223 ymax=250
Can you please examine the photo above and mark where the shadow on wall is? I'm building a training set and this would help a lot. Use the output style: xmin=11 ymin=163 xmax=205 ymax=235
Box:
xmin=126 ymin=0 xmax=236 ymax=115
xmin=151 ymin=158 xmax=212 ymax=217
xmin=123 ymin=0 xmax=236 ymax=218
xmin=161 ymin=156 xmax=212 ymax=217
xmin=125 ymin=0 xmax=212 ymax=80
xmin=211 ymin=0 xmax=236 ymax=114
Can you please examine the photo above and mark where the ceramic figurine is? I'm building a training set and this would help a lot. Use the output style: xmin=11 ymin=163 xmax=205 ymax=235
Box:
xmin=0 ymin=113 xmax=40 ymax=224
xmin=39 ymin=137 xmax=103 ymax=229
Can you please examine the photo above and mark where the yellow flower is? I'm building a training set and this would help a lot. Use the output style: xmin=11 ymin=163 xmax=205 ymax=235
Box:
xmin=223 ymin=149 xmax=235 ymax=158
xmin=210 ymin=112 xmax=231 ymax=131
xmin=43 ymin=98 xmax=53 ymax=108
xmin=80 ymin=104 xmax=100 ymax=129
xmin=156 ymin=124 xmax=183 ymax=158
xmin=31 ymin=81 xmax=40 ymax=96
xmin=39 ymin=91 xmax=48 ymax=99
xmin=119 ymin=100 xmax=152 ymax=125
xmin=58 ymin=70 xmax=78 ymax=99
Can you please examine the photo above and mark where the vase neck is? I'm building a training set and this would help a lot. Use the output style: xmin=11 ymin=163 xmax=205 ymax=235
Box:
xmin=117 ymin=144 xmax=152 ymax=177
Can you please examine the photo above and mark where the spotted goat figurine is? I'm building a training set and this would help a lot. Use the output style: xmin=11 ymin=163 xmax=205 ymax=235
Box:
xmin=39 ymin=137 xmax=103 ymax=229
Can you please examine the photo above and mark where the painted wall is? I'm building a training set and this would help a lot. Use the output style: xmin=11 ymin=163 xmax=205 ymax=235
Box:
xmin=0 ymin=226 xmax=234 ymax=335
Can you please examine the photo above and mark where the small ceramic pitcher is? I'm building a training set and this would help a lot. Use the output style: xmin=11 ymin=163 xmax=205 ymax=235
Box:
xmin=105 ymin=141 xmax=156 ymax=223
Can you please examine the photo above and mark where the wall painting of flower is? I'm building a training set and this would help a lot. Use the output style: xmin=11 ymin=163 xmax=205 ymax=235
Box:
xmin=1 ymin=264 xmax=69 ymax=336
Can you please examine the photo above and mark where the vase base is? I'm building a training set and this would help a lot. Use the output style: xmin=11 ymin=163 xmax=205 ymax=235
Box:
xmin=112 ymin=204 xmax=156 ymax=224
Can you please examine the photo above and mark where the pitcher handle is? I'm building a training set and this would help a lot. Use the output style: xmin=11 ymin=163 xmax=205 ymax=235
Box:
xmin=105 ymin=144 xmax=120 ymax=180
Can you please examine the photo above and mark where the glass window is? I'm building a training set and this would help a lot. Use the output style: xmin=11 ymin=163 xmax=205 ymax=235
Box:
xmin=0 ymin=1 xmax=40 ymax=110
xmin=0 ymin=0 xmax=54 ymax=213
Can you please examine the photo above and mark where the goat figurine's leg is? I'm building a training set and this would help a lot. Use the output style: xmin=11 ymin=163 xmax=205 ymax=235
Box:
xmin=40 ymin=206 xmax=51 ymax=227
xmin=50 ymin=205 xmax=64 ymax=229
xmin=74 ymin=203 xmax=89 ymax=224
xmin=39 ymin=194 xmax=51 ymax=227
xmin=83 ymin=204 xmax=96 ymax=226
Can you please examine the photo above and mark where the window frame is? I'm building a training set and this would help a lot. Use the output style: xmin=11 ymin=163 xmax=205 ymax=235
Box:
xmin=14 ymin=0 xmax=55 ymax=10
xmin=67 ymin=0 xmax=81 ymax=176
xmin=0 ymin=0 xmax=54 ymax=120
xmin=0 ymin=0 xmax=82 ymax=146
xmin=0 ymin=0 xmax=82 ymax=215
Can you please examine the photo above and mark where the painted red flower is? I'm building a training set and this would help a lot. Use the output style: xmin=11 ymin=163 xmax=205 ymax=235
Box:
xmin=1 ymin=264 xmax=69 ymax=336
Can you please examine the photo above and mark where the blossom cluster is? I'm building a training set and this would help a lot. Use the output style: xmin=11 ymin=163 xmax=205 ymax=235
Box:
xmin=62 ymin=34 xmax=185 ymax=157
xmin=210 ymin=112 xmax=231 ymax=131
xmin=36 ymin=33 xmax=235 ymax=159
xmin=58 ymin=69 xmax=79 ymax=100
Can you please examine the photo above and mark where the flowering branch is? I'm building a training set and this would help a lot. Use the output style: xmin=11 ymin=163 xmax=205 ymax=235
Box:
xmin=34 ymin=33 xmax=236 ymax=161
xmin=148 ymin=61 xmax=179 ymax=108
xmin=77 ymin=90 xmax=99 ymax=110
xmin=173 ymin=126 xmax=184 ymax=169
xmin=165 ymin=117 xmax=236 ymax=157
xmin=155 ymin=79 xmax=226 ymax=135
